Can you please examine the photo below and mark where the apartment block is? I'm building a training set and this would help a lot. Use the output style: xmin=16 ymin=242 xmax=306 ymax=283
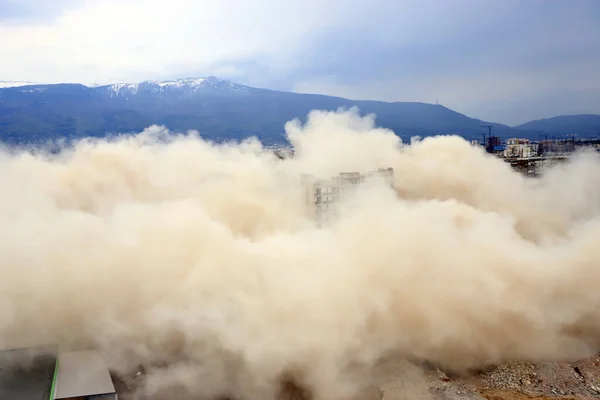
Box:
xmin=301 ymin=168 xmax=394 ymax=226
xmin=504 ymin=138 xmax=534 ymax=158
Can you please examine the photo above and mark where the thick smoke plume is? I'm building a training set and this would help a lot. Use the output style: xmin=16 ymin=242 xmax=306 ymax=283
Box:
xmin=1 ymin=108 xmax=600 ymax=399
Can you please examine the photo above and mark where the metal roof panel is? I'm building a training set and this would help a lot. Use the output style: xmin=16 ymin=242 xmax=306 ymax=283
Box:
xmin=53 ymin=350 xmax=116 ymax=399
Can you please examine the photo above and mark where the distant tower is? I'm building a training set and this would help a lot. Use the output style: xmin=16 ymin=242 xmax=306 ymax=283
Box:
xmin=481 ymin=125 xmax=496 ymax=153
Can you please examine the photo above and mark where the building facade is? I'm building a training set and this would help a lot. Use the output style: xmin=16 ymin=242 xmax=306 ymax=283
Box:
xmin=301 ymin=168 xmax=394 ymax=226
xmin=504 ymin=138 xmax=533 ymax=158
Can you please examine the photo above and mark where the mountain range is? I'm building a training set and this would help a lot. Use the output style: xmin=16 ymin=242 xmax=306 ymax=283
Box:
xmin=0 ymin=77 xmax=598 ymax=146
xmin=514 ymin=114 xmax=600 ymax=137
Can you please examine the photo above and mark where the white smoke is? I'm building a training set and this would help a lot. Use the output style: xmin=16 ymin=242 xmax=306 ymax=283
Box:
xmin=1 ymin=108 xmax=599 ymax=399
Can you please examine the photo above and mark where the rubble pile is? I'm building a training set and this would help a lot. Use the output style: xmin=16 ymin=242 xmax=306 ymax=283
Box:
xmin=478 ymin=358 xmax=600 ymax=399
xmin=110 ymin=357 xmax=600 ymax=400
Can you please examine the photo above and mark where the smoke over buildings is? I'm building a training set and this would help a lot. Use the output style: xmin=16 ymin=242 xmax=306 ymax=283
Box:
xmin=1 ymin=108 xmax=600 ymax=399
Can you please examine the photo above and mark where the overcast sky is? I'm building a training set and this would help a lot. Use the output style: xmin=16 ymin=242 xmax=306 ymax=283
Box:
xmin=1 ymin=0 xmax=599 ymax=125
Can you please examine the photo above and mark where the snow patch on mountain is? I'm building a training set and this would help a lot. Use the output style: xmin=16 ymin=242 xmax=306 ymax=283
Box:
xmin=102 ymin=77 xmax=250 ymax=98
xmin=157 ymin=78 xmax=206 ymax=88
xmin=0 ymin=81 xmax=39 ymax=88
xmin=0 ymin=77 xmax=251 ymax=99
xmin=109 ymin=83 xmax=140 ymax=95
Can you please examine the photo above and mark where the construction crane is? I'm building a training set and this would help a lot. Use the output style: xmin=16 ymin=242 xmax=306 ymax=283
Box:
xmin=567 ymin=133 xmax=576 ymax=150
xmin=480 ymin=125 xmax=493 ymax=145
xmin=481 ymin=125 xmax=493 ymax=137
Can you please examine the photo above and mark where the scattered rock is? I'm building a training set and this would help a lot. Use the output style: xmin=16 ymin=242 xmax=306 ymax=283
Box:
xmin=478 ymin=388 xmax=596 ymax=400
xmin=438 ymin=369 xmax=452 ymax=382
xmin=111 ymin=357 xmax=600 ymax=400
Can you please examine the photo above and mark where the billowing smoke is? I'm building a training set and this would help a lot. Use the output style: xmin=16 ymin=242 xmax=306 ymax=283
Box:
xmin=1 ymin=108 xmax=600 ymax=399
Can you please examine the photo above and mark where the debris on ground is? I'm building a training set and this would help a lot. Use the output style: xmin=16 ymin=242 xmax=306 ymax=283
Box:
xmin=110 ymin=356 xmax=600 ymax=400
xmin=476 ymin=358 xmax=600 ymax=399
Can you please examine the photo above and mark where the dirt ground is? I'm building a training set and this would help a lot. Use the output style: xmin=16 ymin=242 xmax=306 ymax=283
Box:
xmin=112 ymin=356 xmax=600 ymax=400
xmin=373 ymin=356 xmax=600 ymax=400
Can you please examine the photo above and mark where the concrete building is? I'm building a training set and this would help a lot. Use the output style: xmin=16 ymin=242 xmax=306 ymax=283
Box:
xmin=539 ymin=139 xmax=575 ymax=155
xmin=301 ymin=168 xmax=394 ymax=226
xmin=301 ymin=174 xmax=341 ymax=226
xmin=504 ymin=138 xmax=534 ymax=158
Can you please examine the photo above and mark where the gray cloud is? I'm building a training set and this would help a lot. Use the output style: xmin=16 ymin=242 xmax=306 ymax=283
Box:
xmin=1 ymin=0 xmax=600 ymax=124
xmin=278 ymin=0 xmax=600 ymax=124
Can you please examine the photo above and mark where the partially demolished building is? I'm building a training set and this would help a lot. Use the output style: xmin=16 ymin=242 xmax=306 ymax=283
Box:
xmin=301 ymin=168 xmax=394 ymax=225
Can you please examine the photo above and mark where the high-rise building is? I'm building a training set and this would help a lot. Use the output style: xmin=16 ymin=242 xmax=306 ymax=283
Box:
xmin=301 ymin=168 xmax=394 ymax=226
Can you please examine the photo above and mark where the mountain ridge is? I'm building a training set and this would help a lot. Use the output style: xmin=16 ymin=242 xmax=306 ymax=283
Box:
xmin=515 ymin=114 xmax=600 ymax=137
xmin=0 ymin=77 xmax=594 ymax=145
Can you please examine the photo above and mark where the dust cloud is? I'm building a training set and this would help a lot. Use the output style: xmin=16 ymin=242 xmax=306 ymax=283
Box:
xmin=1 ymin=108 xmax=600 ymax=399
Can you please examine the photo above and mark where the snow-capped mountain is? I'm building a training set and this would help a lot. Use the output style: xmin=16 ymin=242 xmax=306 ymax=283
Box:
xmin=0 ymin=76 xmax=563 ymax=147
xmin=0 ymin=76 xmax=250 ymax=96
xmin=99 ymin=76 xmax=251 ymax=98
xmin=0 ymin=80 xmax=39 ymax=88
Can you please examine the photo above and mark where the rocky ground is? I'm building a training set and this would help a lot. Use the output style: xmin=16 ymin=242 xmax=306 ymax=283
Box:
xmin=112 ymin=356 xmax=600 ymax=400
xmin=373 ymin=356 xmax=600 ymax=400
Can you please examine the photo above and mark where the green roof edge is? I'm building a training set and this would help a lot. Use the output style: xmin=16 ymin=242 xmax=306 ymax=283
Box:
xmin=49 ymin=357 xmax=59 ymax=400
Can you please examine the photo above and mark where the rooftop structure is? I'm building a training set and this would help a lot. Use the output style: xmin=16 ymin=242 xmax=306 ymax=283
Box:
xmin=53 ymin=350 xmax=117 ymax=400
xmin=0 ymin=347 xmax=117 ymax=400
